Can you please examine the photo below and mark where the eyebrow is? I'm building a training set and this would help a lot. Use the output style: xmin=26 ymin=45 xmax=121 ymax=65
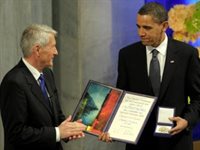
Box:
xmin=136 ymin=24 xmax=152 ymax=29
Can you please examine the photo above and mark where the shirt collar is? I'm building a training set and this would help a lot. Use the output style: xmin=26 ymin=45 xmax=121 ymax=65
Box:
xmin=146 ymin=33 xmax=168 ymax=56
xmin=22 ymin=58 xmax=41 ymax=81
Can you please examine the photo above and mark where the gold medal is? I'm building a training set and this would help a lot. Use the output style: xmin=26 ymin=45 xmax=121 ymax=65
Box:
xmin=158 ymin=126 xmax=169 ymax=133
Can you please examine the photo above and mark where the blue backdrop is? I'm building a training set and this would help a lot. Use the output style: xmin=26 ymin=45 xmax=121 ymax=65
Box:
xmin=145 ymin=0 xmax=200 ymax=141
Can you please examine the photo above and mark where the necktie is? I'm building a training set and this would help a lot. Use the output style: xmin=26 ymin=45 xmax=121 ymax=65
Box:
xmin=39 ymin=74 xmax=50 ymax=108
xmin=149 ymin=49 xmax=160 ymax=96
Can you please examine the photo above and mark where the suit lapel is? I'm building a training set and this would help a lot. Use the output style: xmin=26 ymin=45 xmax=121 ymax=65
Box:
xmin=19 ymin=60 xmax=53 ymax=115
xmin=44 ymin=72 xmax=60 ymax=125
xmin=136 ymin=44 xmax=153 ymax=94
xmin=27 ymin=74 xmax=53 ymax=114
xmin=141 ymin=47 xmax=153 ymax=93
xmin=159 ymin=40 xmax=179 ymax=102
xmin=44 ymin=75 xmax=54 ymax=107
xmin=132 ymin=44 xmax=153 ymax=95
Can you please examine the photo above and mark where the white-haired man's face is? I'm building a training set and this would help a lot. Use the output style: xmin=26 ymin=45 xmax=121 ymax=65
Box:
xmin=37 ymin=34 xmax=58 ymax=69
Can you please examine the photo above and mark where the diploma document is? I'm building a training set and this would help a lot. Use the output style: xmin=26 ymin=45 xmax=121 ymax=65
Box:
xmin=72 ymin=80 xmax=157 ymax=144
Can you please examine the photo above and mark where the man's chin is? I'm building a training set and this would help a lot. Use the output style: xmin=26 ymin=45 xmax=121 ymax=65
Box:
xmin=141 ymin=41 xmax=151 ymax=46
xmin=46 ymin=63 xmax=53 ymax=68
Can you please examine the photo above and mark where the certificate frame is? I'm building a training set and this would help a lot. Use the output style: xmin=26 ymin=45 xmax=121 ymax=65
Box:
xmin=72 ymin=80 xmax=157 ymax=144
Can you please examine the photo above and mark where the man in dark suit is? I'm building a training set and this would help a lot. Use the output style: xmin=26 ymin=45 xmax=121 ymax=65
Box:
xmin=0 ymin=24 xmax=86 ymax=150
xmin=99 ymin=2 xmax=200 ymax=150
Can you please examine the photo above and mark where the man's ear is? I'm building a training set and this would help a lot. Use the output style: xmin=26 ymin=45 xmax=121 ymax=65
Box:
xmin=162 ymin=21 xmax=169 ymax=32
xmin=32 ymin=44 xmax=40 ymax=56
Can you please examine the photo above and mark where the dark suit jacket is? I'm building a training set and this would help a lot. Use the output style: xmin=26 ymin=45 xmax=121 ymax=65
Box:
xmin=0 ymin=60 xmax=65 ymax=150
xmin=117 ymin=38 xmax=200 ymax=150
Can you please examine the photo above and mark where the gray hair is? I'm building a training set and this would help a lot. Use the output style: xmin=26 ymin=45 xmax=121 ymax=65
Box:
xmin=138 ymin=2 xmax=168 ymax=23
xmin=20 ymin=24 xmax=57 ymax=57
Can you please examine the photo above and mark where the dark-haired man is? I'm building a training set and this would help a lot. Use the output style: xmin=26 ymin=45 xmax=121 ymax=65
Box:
xmin=99 ymin=2 xmax=200 ymax=150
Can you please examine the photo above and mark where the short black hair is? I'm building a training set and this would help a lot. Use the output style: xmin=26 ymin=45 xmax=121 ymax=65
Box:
xmin=138 ymin=2 xmax=168 ymax=23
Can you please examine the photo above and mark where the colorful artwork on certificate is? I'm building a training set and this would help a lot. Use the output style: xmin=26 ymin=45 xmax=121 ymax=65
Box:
xmin=73 ymin=81 xmax=122 ymax=135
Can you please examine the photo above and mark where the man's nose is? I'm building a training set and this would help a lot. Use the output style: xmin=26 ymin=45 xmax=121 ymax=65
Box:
xmin=54 ymin=48 xmax=58 ymax=55
xmin=138 ymin=28 xmax=146 ymax=36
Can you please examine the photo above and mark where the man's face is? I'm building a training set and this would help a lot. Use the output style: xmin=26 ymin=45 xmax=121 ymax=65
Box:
xmin=136 ymin=14 xmax=168 ymax=47
xmin=38 ymin=34 xmax=58 ymax=68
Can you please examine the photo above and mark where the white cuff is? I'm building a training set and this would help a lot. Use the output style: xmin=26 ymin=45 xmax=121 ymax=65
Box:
xmin=55 ymin=127 xmax=60 ymax=142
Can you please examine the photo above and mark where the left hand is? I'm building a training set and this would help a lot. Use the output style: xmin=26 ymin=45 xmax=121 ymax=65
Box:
xmin=68 ymin=132 xmax=85 ymax=140
xmin=68 ymin=118 xmax=85 ymax=140
xmin=99 ymin=132 xmax=112 ymax=143
xmin=168 ymin=116 xmax=188 ymax=135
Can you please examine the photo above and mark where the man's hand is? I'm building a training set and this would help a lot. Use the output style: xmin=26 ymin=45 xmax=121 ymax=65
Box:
xmin=98 ymin=132 xmax=112 ymax=143
xmin=68 ymin=118 xmax=86 ymax=140
xmin=58 ymin=115 xmax=86 ymax=140
xmin=168 ymin=116 xmax=188 ymax=135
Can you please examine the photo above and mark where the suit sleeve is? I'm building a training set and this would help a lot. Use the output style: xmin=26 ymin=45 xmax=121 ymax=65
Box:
xmin=184 ymin=48 xmax=200 ymax=127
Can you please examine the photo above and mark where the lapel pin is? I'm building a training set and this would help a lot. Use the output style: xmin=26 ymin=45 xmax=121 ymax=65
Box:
xmin=170 ymin=60 xmax=175 ymax=63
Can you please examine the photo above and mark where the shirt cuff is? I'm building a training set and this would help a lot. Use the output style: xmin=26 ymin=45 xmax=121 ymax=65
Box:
xmin=55 ymin=127 xmax=60 ymax=142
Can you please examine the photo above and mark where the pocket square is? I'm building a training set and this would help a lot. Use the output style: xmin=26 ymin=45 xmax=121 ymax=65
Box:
xmin=170 ymin=60 xmax=175 ymax=63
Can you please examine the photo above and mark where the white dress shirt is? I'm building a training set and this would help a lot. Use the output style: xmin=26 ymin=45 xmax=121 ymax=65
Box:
xmin=146 ymin=34 xmax=168 ymax=81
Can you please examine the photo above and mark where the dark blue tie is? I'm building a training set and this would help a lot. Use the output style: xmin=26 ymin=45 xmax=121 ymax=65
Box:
xmin=39 ymin=74 xmax=50 ymax=107
xmin=149 ymin=49 xmax=160 ymax=96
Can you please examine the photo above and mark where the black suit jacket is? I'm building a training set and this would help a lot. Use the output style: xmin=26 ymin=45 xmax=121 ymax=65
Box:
xmin=0 ymin=60 xmax=65 ymax=150
xmin=117 ymin=38 xmax=200 ymax=150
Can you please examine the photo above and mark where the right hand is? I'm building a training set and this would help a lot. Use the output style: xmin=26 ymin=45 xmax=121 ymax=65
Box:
xmin=58 ymin=115 xmax=86 ymax=140
xmin=98 ymin=132 xmax=112 ymax=143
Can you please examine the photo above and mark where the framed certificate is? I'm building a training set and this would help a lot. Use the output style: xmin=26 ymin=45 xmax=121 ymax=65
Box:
xmin=72 ymin=80 xmax=157 ymax=144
